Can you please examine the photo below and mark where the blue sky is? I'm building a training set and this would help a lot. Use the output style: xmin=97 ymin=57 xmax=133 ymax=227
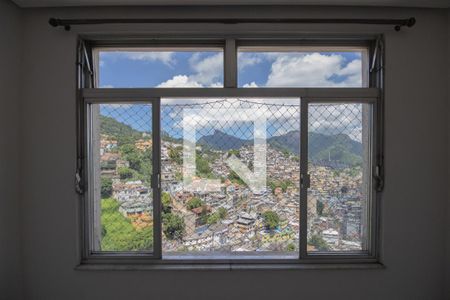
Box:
xmin=99 ymin=50 xmax=363 ymax=88
xmin=99 ymin=51 xmax=224 ymax=88
xmin=99 ymin=50 xmax=364 ymax=140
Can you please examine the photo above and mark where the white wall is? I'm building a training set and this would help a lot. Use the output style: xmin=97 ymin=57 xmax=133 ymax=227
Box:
xmin=0 ymin=0 xmax=23 ymax=299
xmin=17 ymin=5 xmax=449 ymax=300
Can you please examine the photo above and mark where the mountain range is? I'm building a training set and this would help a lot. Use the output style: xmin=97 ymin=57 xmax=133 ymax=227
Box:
xmin=100 ymin=115 xmax=363 ymax=167
xmin=198 ymin=129 xmax=363 ymax=167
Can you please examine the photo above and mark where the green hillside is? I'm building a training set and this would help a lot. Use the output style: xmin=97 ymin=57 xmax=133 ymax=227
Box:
xmin=100 ymin=115 xmax=146 ymax=145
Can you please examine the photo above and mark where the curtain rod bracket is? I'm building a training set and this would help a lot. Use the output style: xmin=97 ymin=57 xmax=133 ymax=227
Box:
xmin=395 ymin=17 xmax=415 ymax=31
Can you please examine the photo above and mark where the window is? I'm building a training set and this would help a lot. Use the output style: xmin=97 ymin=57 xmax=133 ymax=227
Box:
xmin=80 ymin=39 xmax=381 ymax=267
xmin=307 ymin=102 xmax=373 ymax=253
xmin=96 ymin=48 xmax=224 ymax=88
xmin=90 ymin=103 xmax=155 ymax=253
xmin=160 ymin=97 xmax=301 ymax=257
xmin=238 ymin=47 xmax=368 ymax=88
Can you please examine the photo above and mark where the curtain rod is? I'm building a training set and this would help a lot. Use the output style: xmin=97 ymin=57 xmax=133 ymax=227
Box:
xmin=49 ymin=17 xmax=416 ymax=32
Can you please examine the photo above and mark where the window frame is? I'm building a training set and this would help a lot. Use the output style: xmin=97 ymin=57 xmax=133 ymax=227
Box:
xmin=77 ymin=37 xmax=383 ymax=268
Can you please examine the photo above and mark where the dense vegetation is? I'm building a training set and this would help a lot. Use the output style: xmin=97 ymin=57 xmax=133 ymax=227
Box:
xmin=268 ymin=179 xmax=293 ymax=194
xmin=186 ymin=197 xmax=203 ymax=210
xmin=100 ymin=198 xmax=153 ymax=251
xmin=119 ymin=145 xmax=152 ymax=183
xmin=168 ymin=146 xmax=183 ymax=165
xmin=308 ymin=132 xmax=363 ymax=167
xmin=101 ymin=177 xmax=113 ymax=198
xmin=207 ymin=207 xmax=227 ymax=225
xmin=308 ymin=234 xmax=330 ymax=251
xmin=227 ymin=170 xmax=247 ymax=186
xmin=161 ymin=192 xmax=186 ymax=240
xmin=100 ymin=115 xmax=145 ymax=145
xmin=162 ymin=213 xmax=185 ymax=240
xmin=262 ymin=210 xmax=280 ymax=230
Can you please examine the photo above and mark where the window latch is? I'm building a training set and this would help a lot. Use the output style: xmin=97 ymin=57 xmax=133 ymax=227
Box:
xmin=152 ymin=173 xmax=161 ymax=189
xmin=300 ymin=173 xmax=310 ymax=189
xmin=75 ymin=169 xmax=84 ymax=195
xmin=375 ymin=164 xmax=384 ymax=192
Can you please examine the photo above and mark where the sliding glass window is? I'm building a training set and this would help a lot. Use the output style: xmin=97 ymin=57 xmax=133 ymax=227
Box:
xmin=80 ymin=40 xmax=381 ymax=265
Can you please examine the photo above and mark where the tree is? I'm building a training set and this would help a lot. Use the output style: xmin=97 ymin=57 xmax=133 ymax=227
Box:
xmin=227 ymin=149 xmax=241 ymax=158
xmin=317 ymin=200 xmax=325 ymax=216
xmin=162 ymin=192 xmax=172 ymax=214
xmin=282 ymin=149 xmax=290 ymax=158
xmin=101 ymin=177 xmax=113 ymax=198
xmin=186 ymin=197 xmax=203 ymax=210
xmin=118 ymin=167 xmax=134 ymax=180
xmin=286 ymin=243 xmax=296 ymax=252
xmin=139 ymin=160 xmax=152 ymax=183
xmin=119 ymin=144 xmax=137 ymax=156
xmin=169 ymin=146 xmax=183 ymax=165
xmin=125 ymin=151 xmax=142 ymax=171
xmin=163 ymin=213 xmax=185 ymax=240
xmin=279 ymin=180 xmax=293 ymax=192
xmin=119 ymin=144 xmax=146 ymax=172
xmin=207 ymin=207 xmax=227 ymax=225
xmin=218 ymin=207 xmax=227 ymax=219
xmin=199 ymin=206 xmax=210 ymax=225
xmin=207 ymin=212 xmax=220 ymax=225
xmin=227 ymin=170 xmax=246 ymax=186
xmin=262 ymin=210 xmax=280 ymax=230
xmin=196 ymin=155 xmax=212 ymax=177
xmin=268 ymin=180 xmax=293 ymax=194
xmin=308 ymin=234 xmax=330 ymax=251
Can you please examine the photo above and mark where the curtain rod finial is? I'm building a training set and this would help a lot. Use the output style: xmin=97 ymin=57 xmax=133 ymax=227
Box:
xmin=48 ymin=18 xmax=59 ymax=27
xmin=407 ymin=17 xmax=416 ymax=28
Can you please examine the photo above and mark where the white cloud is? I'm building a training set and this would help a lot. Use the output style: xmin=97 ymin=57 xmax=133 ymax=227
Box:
xmin=158 ymin=75 xmax=202 ymax=88
xmin=123 ymin=52 xmax=175 ymax=67
xmin=243 ymin=82 xmax=259 ymax=88
xmin=238 ymin=52 xmax=263 ymax=70
xmin=158 ymin=53 xmax=223 ymax=88
xmin=188 ymin=53 xmax=223 ymax=86
xmin=336 ymin=59 xmax=363 ymax=87
xmin=169 ymin=98 xmax=300 ymax=130
xmin=309 ymin=103 xmax=363 ymax=141
xmin=265 ymin=53 xmax=362 ymax=87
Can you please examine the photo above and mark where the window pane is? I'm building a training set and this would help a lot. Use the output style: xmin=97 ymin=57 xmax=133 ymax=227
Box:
xmin=96 ymin=48 xmax=224 ymax=88
xmin=161 ymin=98 xmax=300 ymax=257
xmin=307 ymin=102 xmax=372 ymax=253
xmin=91 ymin=103 xmax=153 ymax=252
xmin=238 ymin=47 xmax=367 ymax=88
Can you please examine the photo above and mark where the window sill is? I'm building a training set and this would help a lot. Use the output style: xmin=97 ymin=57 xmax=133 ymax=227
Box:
xmin=75 ymin=261 xmax=384 ymax=271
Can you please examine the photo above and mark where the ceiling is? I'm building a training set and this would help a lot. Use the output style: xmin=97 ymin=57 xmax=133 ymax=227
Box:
xmin=10 ymin=0 xmax=450 ymax=8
